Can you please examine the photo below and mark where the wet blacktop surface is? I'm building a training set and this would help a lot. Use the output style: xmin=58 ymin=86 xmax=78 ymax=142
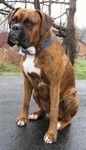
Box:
xmin=0 ymin=75 xmax=86 ymax=150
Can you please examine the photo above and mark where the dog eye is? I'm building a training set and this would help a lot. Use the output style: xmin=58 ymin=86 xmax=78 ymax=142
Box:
xmin=24 ymin=19 xmax=34 ymax=27
xmin=11 ymin=16 xmax=18 ymax=24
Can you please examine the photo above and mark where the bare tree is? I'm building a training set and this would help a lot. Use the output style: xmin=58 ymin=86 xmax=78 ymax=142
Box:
xmin=63 ymin=0 xmax=77 ymax=65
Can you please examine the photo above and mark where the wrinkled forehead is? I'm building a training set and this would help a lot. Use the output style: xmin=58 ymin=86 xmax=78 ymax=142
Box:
xmin=13 ymin=8 xmax=41 ymax=22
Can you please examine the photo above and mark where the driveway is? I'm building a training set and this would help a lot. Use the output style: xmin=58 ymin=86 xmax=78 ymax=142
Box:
xmin=0 ymin=76 xmax=86 ymax=150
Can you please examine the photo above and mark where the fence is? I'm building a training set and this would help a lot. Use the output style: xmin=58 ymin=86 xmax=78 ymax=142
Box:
xmin=0 ymin=47 xmax=21 ymax=68
xmin=76 ymin=54 xmax=86 ymax=60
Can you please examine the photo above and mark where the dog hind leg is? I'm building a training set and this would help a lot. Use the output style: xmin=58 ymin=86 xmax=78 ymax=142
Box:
xmin=57 ymin=115 xmax=72 ymax=130
xmin=57 ymin=93 xmax=79 ymax=130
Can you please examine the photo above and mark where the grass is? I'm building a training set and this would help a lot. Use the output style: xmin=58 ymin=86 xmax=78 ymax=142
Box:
xmin=75 ymin=59 xmax=86 ymax=79
xmin=0 ymin=59 xmax=86 ymax=79
xmin=0 ymin=61 xmax=20 ymax=76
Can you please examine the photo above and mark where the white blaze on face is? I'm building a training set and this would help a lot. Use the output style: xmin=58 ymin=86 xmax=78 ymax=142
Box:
xmin=21 ymin=47 xmax=41 ymax=76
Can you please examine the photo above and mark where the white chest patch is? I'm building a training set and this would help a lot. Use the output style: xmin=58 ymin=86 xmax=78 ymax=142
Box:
xmin=23 ymin=55 xmax=40 ymax=76
xmin=22 ymin=47 xmax=41 ymax=76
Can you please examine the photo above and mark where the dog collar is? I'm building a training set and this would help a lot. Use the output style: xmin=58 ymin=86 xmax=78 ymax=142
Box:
xmin=40 ymin=35 xmax=53 ymax=51
xmin=21 ymin=35 xmax=54 ymax=55
xmin=21 ymin=48 xmax=35 ymax=55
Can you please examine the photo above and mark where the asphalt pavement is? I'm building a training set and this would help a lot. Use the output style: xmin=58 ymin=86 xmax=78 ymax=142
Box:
xmin=0 ymin=76 xmax=86 ymax=150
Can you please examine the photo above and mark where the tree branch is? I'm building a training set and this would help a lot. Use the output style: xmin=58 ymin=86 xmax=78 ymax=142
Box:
xmin=3 ymin=0 xmax=69 ymax=5
xmin=0 ymin=11 xmax=8 ymax=15
xmin=54 ymin=8 xmax=69 ymax=19
xmin=53 ymin=23 xmax=68 ymax=32
xmin=1 ymin=1 xmax=15 ymax=10
xmin=0 ymin=9 xmax=10 ymax=13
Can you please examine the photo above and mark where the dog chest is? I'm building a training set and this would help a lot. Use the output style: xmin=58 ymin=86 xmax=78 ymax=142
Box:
xmin=23 ymin=54 xmax=41 ymax=76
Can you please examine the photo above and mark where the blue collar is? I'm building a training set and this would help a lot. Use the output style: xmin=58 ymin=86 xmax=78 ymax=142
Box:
xmin=21 ymin=48 xmax=33 ymax=55
xmin=21 ymin=35 xmax=54 ymax=55
xmin=40 ymin=36 xmax=53 ymax=50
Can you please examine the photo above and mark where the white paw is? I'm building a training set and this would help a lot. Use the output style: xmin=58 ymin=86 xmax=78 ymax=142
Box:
xmin=44 ymin=135 xmax=52 ymax=144
xmin=17 ymin=120 xmax=26 ymax=126
xmin=28 ymin=114 xmax=38 ymax=120
xmin=57 ymin=122 xmax=61 ymax=130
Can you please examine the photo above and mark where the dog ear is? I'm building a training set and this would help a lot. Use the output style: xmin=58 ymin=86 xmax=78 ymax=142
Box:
xmin=36 ymin=10 xmax=53 ymax=36
xmin=8 ymin=8 xmax=20 ymax=28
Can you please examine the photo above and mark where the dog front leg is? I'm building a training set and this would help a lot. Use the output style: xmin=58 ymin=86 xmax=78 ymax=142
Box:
xmin=44 ymin=83 xmax=60 ymax=143
xmin=16 ymin=75 xmax=33 ymax=126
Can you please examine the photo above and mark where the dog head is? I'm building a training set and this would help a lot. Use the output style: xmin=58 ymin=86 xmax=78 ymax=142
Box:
xmin=7 ymin=8 xmax=53 ymax=49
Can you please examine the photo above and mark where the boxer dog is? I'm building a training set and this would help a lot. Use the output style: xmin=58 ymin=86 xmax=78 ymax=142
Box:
xmin=7 ymin=8 xmax=79 ymax=144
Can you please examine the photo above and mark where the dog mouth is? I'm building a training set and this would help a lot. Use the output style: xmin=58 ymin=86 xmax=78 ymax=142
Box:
xmin=8 ymin=34 xmax=29 ymax=49
xmin=8 ymin=32 xmax=29 ymax=49
xmin=7 ymin=25 xmax=30 ymax=49
xmin=8 ymin=35 xmax=19 ymax=45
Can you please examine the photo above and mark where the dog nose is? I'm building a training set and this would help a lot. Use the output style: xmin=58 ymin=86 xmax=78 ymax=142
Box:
xmin=12 ymin=24 xmax=21 ymax=31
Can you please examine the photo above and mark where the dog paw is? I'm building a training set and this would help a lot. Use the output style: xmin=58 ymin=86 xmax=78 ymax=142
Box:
xmin=16 ymin=117 xmax=27 ymax=126
xmin=44 ymin=132 xmax=57 ymax=144
xmin=28 ymin=113 xmax=38 ymax=120
xmin=57 ymin=122 xmax=62 ymax=130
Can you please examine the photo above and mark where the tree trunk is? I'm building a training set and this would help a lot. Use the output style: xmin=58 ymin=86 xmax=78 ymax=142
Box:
xmin=25 ymin=0 xmax=27 ymax=8
xmin=48 ymin=0 xmax=51 ymax=15
xmin=63 ymin=0 xmax=77 ymax=65
xmin=34 ymin=0 xmax=40 ymax=10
